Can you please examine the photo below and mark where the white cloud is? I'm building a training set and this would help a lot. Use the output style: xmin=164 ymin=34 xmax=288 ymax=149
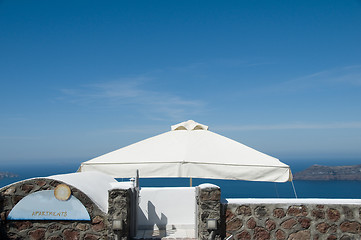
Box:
xmin=279 ymin=65 xmax=361 ymax=91
xmin=60 ymin=77 xmax=205 ymax=120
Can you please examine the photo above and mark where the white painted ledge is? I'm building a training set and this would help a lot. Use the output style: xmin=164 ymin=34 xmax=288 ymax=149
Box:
xmin=198 ymin=183 xmax=220 ymax=189
xmin=225 ymin=198 xmax=361 ymax=205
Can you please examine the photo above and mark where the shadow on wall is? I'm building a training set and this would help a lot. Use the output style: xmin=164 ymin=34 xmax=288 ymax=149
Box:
xmin=138 ymin=201 xmax=168 ymax=232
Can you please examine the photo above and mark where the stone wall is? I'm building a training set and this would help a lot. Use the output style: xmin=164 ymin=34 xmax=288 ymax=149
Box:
xmin=225 ymin=201 xmax=361 ymax=240
xmin=3 ymin=179 xmax=361 ymax=240
xmin=107 ymin=188 xmax=133 ymax=240
xmin=196 ymin=184 xmax=223 ymax=240
xmin=0 ymin=178 xmax=133 ymax=240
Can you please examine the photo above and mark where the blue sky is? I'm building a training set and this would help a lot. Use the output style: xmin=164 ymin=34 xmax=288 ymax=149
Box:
xmin=1 ymin=0 xmax=361 ymax=166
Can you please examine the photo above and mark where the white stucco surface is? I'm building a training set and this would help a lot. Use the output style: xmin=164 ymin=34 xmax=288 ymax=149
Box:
xmin=110 ymin=182 xmax=134 ymax=189
xmin=225 ymin=198 xmax=361 ymax=205
xmin=198 ymin=183 xmax=220 ymax=189
xmin=47 ymin=171 xmax=119 ymax=213
xmin=137 ymin=187 xmax=196 ymax=229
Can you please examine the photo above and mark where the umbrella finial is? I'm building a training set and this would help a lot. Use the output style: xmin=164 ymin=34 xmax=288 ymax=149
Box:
xmin=171 ymin=120 xmax=209 ymax=131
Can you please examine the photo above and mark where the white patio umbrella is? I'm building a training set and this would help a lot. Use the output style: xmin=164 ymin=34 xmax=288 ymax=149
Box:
xmin=78 ymin=120 xmax=292 ymax=183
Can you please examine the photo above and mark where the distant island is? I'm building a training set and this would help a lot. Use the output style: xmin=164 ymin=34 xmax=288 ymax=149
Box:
xmin=0 ymin=171 xmax=18 ymax=180
xmin=293 ymin=164 xmax=361 ymax=181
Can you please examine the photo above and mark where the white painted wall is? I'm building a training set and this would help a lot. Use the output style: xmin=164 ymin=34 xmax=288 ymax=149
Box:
xmin=137 ymin=187 xmax=196 ymax=229
xmin=47 ymin=172 xmax=119 ymax=213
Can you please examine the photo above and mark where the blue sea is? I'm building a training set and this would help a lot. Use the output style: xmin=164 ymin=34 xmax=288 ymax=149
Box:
xmin=1 ymin=159 xmax=361 ymax=199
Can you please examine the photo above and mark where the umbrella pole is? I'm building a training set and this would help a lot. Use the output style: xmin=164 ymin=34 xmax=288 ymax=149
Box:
xmin=190 ymin=177 xmax=192 ymax=187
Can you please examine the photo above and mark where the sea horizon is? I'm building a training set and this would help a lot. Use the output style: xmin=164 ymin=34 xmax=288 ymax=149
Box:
xmin=1 ymin=158 xmax=361 ymax=199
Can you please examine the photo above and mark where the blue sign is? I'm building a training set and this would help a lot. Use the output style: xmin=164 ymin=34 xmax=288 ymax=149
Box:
xmin=7 ymin=190 xmax=90 ymax=221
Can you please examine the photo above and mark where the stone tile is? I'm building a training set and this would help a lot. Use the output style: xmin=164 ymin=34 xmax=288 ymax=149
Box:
xmin=143 ymin=230 xmax=155 ymax=238
xmin=135 ymin=228 xmax=196 ymax=239
xmin=185 ymin=228 xmax=196 ymax=238
xmin=135 ymin=230 xmax=145 ymax=239
xmin=166 ymin=228 xmax=187 ymax=238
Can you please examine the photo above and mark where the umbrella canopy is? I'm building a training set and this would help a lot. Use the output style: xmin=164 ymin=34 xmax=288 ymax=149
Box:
xmin=78 ymin=120 xmax=292 ymax=182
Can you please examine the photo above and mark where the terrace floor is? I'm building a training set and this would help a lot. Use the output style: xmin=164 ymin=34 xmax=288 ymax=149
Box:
xmin=134 ymin=228 xmax=196 ymax=239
